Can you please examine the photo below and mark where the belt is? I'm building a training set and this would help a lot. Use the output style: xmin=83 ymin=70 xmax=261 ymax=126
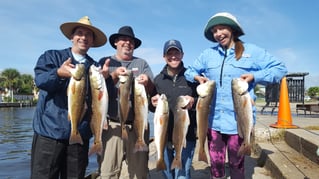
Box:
xmin=107 ymin=117 xmax=133 ymax=125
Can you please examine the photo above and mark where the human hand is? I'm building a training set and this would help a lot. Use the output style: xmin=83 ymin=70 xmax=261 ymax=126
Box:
xmin=183 ymin=95 xmax=194 ymax=110
xmin=151 ymin=94 xmax=160 ymax=107
xmin=194 ymin=75 xmax=209 ymax=84
xmin=111 ymin=66 xmax=127 ymax=79
xmin=240 ymin=74 xmax=254 ymax=83
xmin=137 ymin=74 xmax=149 ymax=86
xmin=101 ymin=58 xmax=110 ymax=79
xmin=57 ymin=58 xmax=74 ymax=78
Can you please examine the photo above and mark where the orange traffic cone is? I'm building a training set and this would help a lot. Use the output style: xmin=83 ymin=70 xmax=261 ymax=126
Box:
xmin=270 ymin=77 xmax=298 ymax=128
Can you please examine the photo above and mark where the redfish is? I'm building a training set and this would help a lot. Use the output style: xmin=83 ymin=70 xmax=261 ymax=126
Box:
xmin=231 ymin=78 xmax=254 ymax=156
xmin=196 ymin=80 xmax=215 ymax=163
xmin=68 ymin=63 xmax=86 ymax=145
xmin=153 ymin=94 xmax=169 ymax=171
xmin=88 ymin=64 xmax=108 ymax=155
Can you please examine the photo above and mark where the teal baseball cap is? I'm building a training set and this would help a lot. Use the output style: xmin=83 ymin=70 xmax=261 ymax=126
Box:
xmin=204 ymin=12 xmax=244 ymax=42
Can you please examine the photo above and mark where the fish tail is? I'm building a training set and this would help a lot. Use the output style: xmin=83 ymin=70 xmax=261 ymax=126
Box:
xmin=121 ymin=125 xmax=128 ymax=140
xmin=198 ymin=149 xmax=208 ymax=163
xmin=69 ymin=131 xmax=83 ymax=145
xmin=88 ymin=141 xmax=103 ymax=156
xmin=237 ymin=143 xmax=252 ymax=156
xmin=170 ymin=157 xmax=182 ymax=170
xmin=102 ymin=119 xmax=108 ymax=130
xmin=133 ymin=140 xmax=148 ymax=153
xmin=156 ymin=158 xmax=167 ymax=171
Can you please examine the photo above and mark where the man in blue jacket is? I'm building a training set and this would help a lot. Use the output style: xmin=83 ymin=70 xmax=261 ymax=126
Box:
xmin=31 ymin=16 xmax=109 ymax=179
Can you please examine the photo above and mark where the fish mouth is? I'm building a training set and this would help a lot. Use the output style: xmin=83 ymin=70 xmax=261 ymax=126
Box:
xmin=181 ymin=106 xmax=188 ymax=110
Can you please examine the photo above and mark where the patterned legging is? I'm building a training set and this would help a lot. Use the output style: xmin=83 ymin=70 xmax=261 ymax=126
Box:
xmin=207 ymin=129 xmax=245 ymax=179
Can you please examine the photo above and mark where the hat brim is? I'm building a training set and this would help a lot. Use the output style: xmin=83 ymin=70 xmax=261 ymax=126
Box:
xmin=204 ymin=16 xmax=244 ymax=42
xmin=60 ymin=22 xmax=107 ymax=47
xmin=109 ymin=34 xmax=141 ymax=49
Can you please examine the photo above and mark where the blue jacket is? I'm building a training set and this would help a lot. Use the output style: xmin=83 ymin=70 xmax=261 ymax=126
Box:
xmin=33 ymin=48 xmax=97 ymax=140
xmin=185 ymin=42 xmax=287 ymax=134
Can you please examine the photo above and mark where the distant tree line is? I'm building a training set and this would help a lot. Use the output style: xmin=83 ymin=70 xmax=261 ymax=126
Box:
xmin=0 ymin=68 xmax=35 ymax=102
xmin=0 ymin=68 xmax=318 ymax=100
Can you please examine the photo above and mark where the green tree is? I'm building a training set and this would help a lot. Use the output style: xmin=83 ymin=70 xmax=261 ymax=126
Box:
xmin=0 ymin=68 xmax=21 ymax=102
xmin=307 ymin=86 xmax=319 ymax=98
xmin=18 ymin=74 xmax=34 ymax=94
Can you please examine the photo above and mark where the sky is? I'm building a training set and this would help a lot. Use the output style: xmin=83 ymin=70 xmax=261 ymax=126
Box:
xmin=1 ymin=0 xmax=318 ymax=89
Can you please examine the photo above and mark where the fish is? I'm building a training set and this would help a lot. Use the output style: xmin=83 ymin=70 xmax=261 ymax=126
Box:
xmin=88 ymin=64 xmax=109 ymax=156
xmin=67 ymin=63 xmax=87 ymax=145
xmin=153 ymin=94 xmax=169 ymax=171
xmin=133 ymin=76 xmax=149 ymax=152
xmin=171 ymin=96 xmax=190 ymax=170
xmin=231 ymin=78 xmax=254 ymax=156
xmin=118 ymin=70 xmax=133 ymax=140
xmin=196 ymin=80 xmax=216 ymax=163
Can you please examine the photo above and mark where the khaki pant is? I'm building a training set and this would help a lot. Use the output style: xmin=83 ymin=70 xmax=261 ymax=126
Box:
xmin=98 ymin=121 xmax=149 ymax=179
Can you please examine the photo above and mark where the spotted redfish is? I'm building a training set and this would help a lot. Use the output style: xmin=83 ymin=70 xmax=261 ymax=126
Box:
xmin=196 ymin=80 xmax=215 ymax=163
xmin=133 ymin=76 xmax=149 ymax=152
xmin=153 ymin=94 xmax=169 ymax=171
xmin=88 ymin=64 xmax=108 ymax=155
xmin=231 ymin=78 xmax=254 ymax=156
xmin=171 ymin=96 xmax=190 ymax=170
xmin=68 ymin=63 xmax=86 ymax=145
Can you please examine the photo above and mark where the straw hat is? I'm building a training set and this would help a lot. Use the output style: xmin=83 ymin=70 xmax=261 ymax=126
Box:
xmin=204 ymin=12 xmax=244 ymax=42
xmin=109 ymin=26 xmax=141 ymax=49
xmin=60 ymin=16 xmax=107 ymax=47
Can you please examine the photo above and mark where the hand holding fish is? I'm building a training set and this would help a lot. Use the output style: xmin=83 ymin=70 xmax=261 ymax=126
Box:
xmin=240 ymin=74 xmax=254 ymax=83
xmin=194 ymin=75 xmax=209 ymax=84
xmin=151 ymin=94 xmax=161 ymax=107
xmin=101 ymin=58 xmax=110 ymax=79
xmin=182 ymin=95 xmax=194 ymax=110
xmin=136 ymin=74 xmax=150 ymax=86
xmin=57 ymin=58 xmax=74 ymax=78
xmin=111 ymin=66 xmax=127 ymax=81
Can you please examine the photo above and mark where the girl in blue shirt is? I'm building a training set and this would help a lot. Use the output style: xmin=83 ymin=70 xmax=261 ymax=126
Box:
xmin=184 ymin=12 xmax=287 ymax=179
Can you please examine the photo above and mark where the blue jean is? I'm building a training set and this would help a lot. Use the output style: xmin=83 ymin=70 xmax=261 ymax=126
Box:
xmin=162 ymin=141 xmax=196 ymax=179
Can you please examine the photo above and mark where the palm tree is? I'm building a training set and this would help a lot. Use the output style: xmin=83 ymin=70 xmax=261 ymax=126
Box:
xmin=1 ymin=68 xmax=20 ymax=102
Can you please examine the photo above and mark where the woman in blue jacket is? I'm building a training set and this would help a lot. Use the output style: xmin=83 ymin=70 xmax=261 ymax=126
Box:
xmin=184 ymin=12 xmax=287 ymax=179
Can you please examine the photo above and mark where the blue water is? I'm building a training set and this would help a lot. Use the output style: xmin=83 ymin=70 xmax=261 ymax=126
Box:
xmin=0 ymin=107 xmax=154 ymax=178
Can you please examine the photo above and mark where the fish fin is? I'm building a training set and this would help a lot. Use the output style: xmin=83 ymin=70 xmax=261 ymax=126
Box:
xmin=71 ymin=82 xmax=76 ymax=94
xmin=198 ymin=149 xmax=208 ymax=163
xmin=242 ymin=97 xmax=248 ymax=107
xmin=183 ymin=139 xmax=187 ymax=148
xmin=237 ymin=143 xmax=251 ymax=156
xmin=133 ymin=140 xmax=148 ymax=153
xmin=251 ymin=98 xmax=255 ymax=106
xmin=69 ymin=131 xmax=83 ymax=145
xmin=237 ymin=123 xmax=243 ymax=138
xmin=121 ymin=124 xmax=128 ymax=140
xmin=156 ymin=158 xmax=167 ymax=171
xmin=79 ymin=103 xmax=87 ymax=122
xmin=88 ymin=141 xmax=103 ymax=156
xmin=144 ymin=119 xmax=148 ymax=130
xmin=102 ymin=119 xmax=108 ymax=130
xmin=98 ymin=90 xmax=104 ymax=101
xmin=171 ymin=157 xmax=182 ymax=170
